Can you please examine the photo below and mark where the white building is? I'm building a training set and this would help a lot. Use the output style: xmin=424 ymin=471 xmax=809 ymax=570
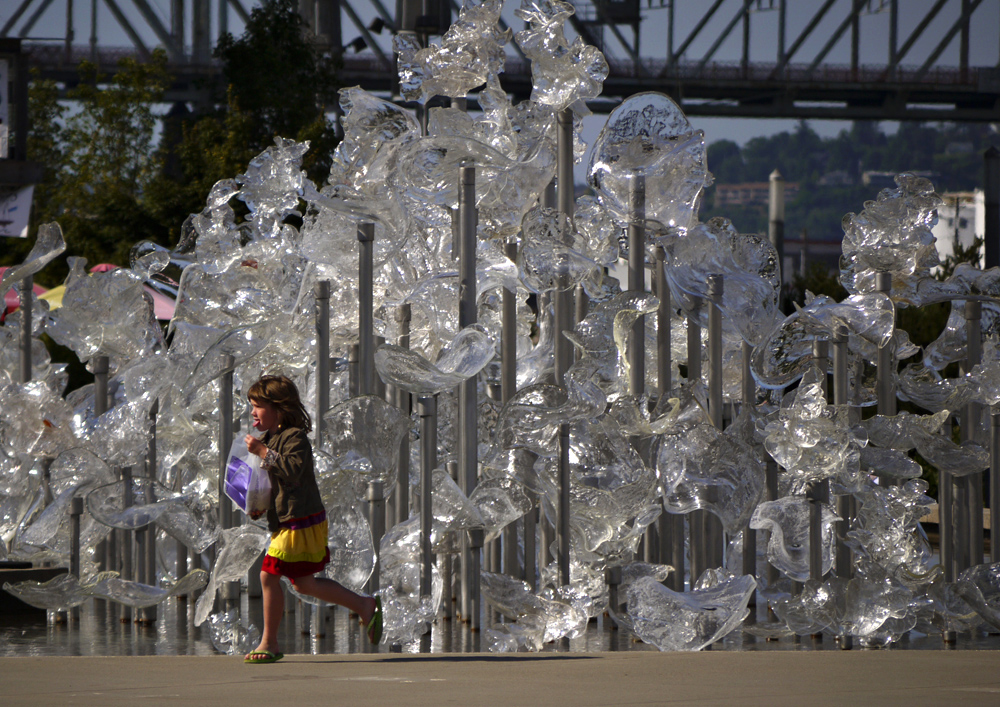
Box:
xmin=932 ymin=190 xmax=985 ymax=270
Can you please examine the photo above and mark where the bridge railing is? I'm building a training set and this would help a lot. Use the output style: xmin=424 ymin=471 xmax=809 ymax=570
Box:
xmin=25 ymin=43 xmax=994 ymax=91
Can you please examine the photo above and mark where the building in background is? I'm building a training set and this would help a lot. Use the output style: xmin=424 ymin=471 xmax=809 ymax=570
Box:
xmin=715 ymin=181 xmax=799 ymax=207
xmin=932 ymin=190 xmax=985 ymax=270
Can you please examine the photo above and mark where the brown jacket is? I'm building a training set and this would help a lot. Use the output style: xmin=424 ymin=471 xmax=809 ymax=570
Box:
xmin=261 ymin=427 xmax=325 ymax=532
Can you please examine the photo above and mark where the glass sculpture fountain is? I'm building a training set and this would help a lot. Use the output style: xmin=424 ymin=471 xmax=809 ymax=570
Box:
xmin=2 ymin=0 xmax=1000 ymax=654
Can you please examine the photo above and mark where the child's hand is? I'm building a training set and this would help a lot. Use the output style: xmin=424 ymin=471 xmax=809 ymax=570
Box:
xmin=246 ymin=434 xmax=268 ymax=459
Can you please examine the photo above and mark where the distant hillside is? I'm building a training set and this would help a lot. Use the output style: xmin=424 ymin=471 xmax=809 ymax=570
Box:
xmin=699 ymin=120 xmax=1000 ymax=250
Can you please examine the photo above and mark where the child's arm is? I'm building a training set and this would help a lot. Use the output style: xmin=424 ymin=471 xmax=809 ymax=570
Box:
xmin=248 ymin=430 xmax=310 ymax=482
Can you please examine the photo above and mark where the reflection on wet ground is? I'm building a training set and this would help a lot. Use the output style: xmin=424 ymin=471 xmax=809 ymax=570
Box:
xmin=2 ymin=590 xmax=999 ymax=657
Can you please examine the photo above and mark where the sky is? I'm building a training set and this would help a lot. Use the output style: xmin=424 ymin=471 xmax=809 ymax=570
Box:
xmin=6 ymin=0 xmax=999 ymax=150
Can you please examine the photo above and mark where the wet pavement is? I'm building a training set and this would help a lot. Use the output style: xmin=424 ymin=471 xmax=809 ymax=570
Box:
xmin=2 ymin=590 xmax=999 ymax=658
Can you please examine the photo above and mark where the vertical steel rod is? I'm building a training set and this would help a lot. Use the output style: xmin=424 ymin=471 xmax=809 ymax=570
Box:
xmin=875 ymin=271 xmax=896 ymax=418
xmin=358 ymin=223 xmax=375 ymax=397
xmin=418 ymin=395 xmax=437 ymax=600
xmin=741 ymin=339 xmax=757 ymax=613
xmin=395 ymin=305 xmax=412 ymax=524
xmin=657 ymin=248 xmax=684 ymax=589
xmin=141 ymin=398 xmax=158 ymax=624
xmin=93 ymin=356 xmax=110 ymax=576
xmin=558 ymin=423 xmax=571 ymax=587
xmin=707 ymin=276 xmax=723 ymax=429
xmin=985 ymin=145 xmax=999 ymax=269
xmin=556 ymin=108 xmax=575 ymax=589
xmin=809 ymin=339 xmax=830 ymax=586
xmin=964 ymin=300 xmax=984 ymax=567
xmin=70 ymin=496 xmax=83 ymax=622
xmin=18 ymin=275 xmax=32 ymax=384
xmin=120 ymin=464 xmax=133 ymax=622
xmin=629 ymin=175 xmax=654 ymax=563
xmin=315 ymin=281 xmax=331 ymax=448
xmin=502 ymin=237 xmax=520 ymax=579
xmin=314 ymin=281 xmax=331 ymax=634
xmin=367 ymin=481 xmax=385 ymax=596
xmin=686 ymin=298 xmax=705 ymax=585
xmin=832 ymin=325 xmax=853 ymax=648
xmin=706 ymin=276 xmax=725 ymax=570
xmin=628 ymin=174 xmax=646 ymax=397
xmin=457 ymin=164 xmax=478 ymax=621
xmin=219 ymin=353 xmax=237 ymax=612
xmin=992 ymin=407 xmax=1000 ymax=563
xmin=769 ymin=170 xmax=785 ymax=289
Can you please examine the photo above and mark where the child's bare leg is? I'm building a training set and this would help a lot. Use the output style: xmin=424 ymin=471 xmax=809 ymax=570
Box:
xmin=291 ymin=575 xmax=376 ymax=624
xmin=248 ymin=570 xmax=284 ymax=657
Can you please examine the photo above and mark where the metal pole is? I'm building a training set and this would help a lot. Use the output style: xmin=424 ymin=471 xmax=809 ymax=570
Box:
xmin=875 ymin=272 xmax=896 ymax=419
xmin=558 ymin=423 xmax=571 ymax=587
xmin=554 ymin=109 xmax=576 ymax=385
xmin=687 ymin=298 xmax=706 ymax=584
xmin=707 ymin=276 xmax=723 ymax=428
xmin=458 ymin=164 xmax=479 ymax=621
xmin=18 ymin=276 xmax=31 ymax=383
xmin=315 ymin=281 xmax=331 ymax=448
xmin=832 ymin=326 xmax=852 ymax=648
xmin=630 ymin=176 xmax=655 ymax=563
xmin=395 ymin=305 xmax=412 ymax=524
xmin=985 ymin=146 xmax=1000 ymax=269
xmin=769 ymin=170 xmax=785 ymax=290
xmin=367 ymin=481 xmax=385 ymax=595
xmin=575 ymin=283 xmax=588 ymax=333
xmin=93 ymin=356 xmax=110 ymax=576
xmin=808 ymin=339 xmax=829 ymax=585
xmin=992 ymin=407 xmax=1000 ymax=563
xmin=443 ymin=461 xmax=457 ymax=620
xmin=358 ymin=223 xmax=375 ymax=397
xmin=741 ymin=339 xmax=757 ymax=615
xmin=964 ymin=300 xmax=984 ymax=568
xmin=657 ymin=248 xmax=683 ymax=590
xmin=655 ymin=247 xmax=671 ymax=400
xmin=524 ymin=458 xmax=538 ymax=590
xmin=706 ymin=276 xmax=725 ymax=570
xmin=502 ymin=239 xmax=520 ymax=579
xmin=219 ymin=353 xmax=238 ymax=613
xmin=556 ymin=109 xmax=575 ymax=589
xmin=70 ymin=496 xmax=83 ymax=622
xmin=468 ymin=528 xmax=484 ymax=631
xmin=348 ymin=344 xmax=360 ymax=398
xmin=120 ymin=464 xmax=133 ymax=622
xmin=628 ymin=174 xmax=646 ymax=397
xmin=140 ymin=398 xmax=158 ymax=624
xmin=314 ymin=280 xmax=331 ymax=635
xmin=418 ymin=396 xmax=437 ymax=600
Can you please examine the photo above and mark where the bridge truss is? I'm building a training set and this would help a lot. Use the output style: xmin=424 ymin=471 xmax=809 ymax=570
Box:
xmin=2 ymin=0 xmax=999 ymax=120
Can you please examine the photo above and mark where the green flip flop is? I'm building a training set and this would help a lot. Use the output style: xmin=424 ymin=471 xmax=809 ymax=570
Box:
xmin=366 ymin=596 xmax=383 ymax=645
xmin=244 ymin=650 xmax=284 ymax=664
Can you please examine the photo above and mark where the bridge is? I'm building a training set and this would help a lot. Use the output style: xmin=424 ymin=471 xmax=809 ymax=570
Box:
xmin=3 ymin=0 xmax=1000 ymax=121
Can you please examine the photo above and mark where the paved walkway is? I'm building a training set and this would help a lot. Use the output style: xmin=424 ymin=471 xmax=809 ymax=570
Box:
xmin=3 ymin=650 xmax=1000 ymax=706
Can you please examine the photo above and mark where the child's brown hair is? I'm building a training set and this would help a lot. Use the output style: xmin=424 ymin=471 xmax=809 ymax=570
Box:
xmin=247 ymin=375 xmax=313 ymax=432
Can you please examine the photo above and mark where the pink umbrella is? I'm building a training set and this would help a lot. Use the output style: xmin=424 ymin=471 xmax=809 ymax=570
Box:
xmin=1 ymin=266 xmax=49 ymax=318
xmin=89 ymin=264 xmax=176 ymax=321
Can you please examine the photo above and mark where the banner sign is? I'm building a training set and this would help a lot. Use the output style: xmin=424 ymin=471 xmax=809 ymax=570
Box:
xmin=0 ymin=185 xmax=33 ymax=238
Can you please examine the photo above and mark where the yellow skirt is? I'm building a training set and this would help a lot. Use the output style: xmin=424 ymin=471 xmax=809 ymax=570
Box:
xmin=261 ymin=511 xmax=330 ymax=579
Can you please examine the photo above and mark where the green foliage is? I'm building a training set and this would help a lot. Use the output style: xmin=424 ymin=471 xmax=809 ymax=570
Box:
xmin=4 ymin=52 xmax=171 ymax=286
xmin=702 ymin=120 xmax=1000 ymax=247
xmin=789 ymin=262 xmax=848 ymax=306
xmin=13 ymin=0 xmax=343 ymax=276
xmin=147 ymin=0 xmax=342 ymax=242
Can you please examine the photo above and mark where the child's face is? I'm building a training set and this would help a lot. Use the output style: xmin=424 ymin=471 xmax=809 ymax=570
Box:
xmin=250 ymin=399 xmax=280 ymax=434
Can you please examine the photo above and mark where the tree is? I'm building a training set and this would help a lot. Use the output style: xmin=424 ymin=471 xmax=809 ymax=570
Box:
xmin=147 ymin=0 xmax=343 ymax=242
xmin=4 ymin=53 xmax=171 ymax=285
